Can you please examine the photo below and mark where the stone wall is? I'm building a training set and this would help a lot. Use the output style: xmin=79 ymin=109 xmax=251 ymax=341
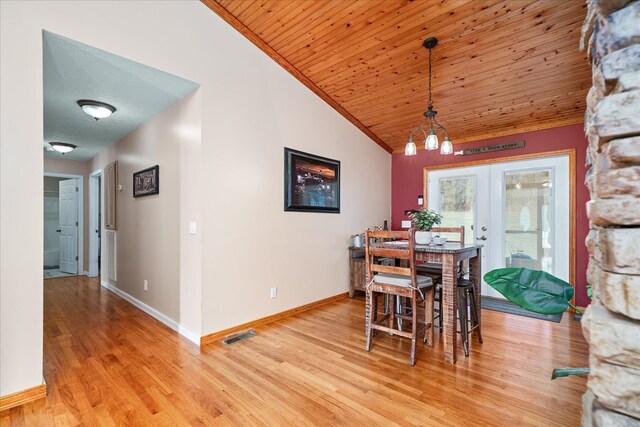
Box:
xmin=581 ymin=0 xmax=640 ymax=425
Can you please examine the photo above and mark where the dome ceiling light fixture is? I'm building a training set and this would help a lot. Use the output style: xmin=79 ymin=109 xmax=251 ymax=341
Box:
xmin=405 ymin=37 xmax=453 ymax=156
xmin=77 ymin=99 xmax=116 ymax=120
xmin=49 ymin=142 xmax=77 ymax=154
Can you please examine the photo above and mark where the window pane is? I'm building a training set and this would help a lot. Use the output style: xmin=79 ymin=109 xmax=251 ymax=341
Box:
xmin=504 ymin=170 xmax=553 ymax=273
xmin=439 ymin=177 xmax=474 ymax=244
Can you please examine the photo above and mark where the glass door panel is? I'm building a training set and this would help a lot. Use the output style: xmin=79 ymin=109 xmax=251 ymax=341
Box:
xmin=439 ymin=177 xmax=475 ymax=245
xmin=503 ymin=169 xmax=554 ymax=274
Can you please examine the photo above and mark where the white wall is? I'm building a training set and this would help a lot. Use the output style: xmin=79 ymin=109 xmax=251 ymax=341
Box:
xmin=89 ymin=92 xmax=199 ymax=333
xmin=0 ymin=0 xmax=390 ymax=395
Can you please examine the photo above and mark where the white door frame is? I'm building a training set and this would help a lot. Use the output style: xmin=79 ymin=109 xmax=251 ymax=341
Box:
xmin=423 ymin=149 xmax=577 ymax=304
xmin=88 ymin=169 xmax=103 ymax=277
xmin=44 ymin=172 xmax=84 ymax=275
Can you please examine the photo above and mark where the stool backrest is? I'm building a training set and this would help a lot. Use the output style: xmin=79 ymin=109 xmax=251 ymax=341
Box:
xmin=365 ymin=229 xmax=418 ymax=285
xmin=431 ymin=226 xmax=465 ymax=244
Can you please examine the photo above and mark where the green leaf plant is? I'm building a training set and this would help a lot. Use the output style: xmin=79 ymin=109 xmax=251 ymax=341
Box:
xmin=483 ymin=267 xmax=583 ymax=315
xmin=484 ymin=267 xmax=588 ymax=379
xmin=408 ymin=208 xmax=443 ymax=231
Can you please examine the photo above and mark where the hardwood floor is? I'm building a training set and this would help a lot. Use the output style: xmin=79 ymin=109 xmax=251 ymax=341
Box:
xmin=1 ymin=276 xmax=588 ymax=426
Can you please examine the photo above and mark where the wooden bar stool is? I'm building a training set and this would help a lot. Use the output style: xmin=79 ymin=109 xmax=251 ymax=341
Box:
xmin=364 ymin=228 xmax=435 ymax=366
xmin=457 ymin=278 xmax=482 ymax=356
xmin=416 ymin=226 xmax=465 ymax=330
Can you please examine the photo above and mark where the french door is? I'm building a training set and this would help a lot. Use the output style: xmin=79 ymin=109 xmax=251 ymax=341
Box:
xmin=427 ymin=155 xmax=570 ymax=298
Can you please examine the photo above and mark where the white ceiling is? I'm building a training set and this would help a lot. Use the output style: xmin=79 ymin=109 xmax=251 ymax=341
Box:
xmin=43 ymin=31 xmax=199 ymax=161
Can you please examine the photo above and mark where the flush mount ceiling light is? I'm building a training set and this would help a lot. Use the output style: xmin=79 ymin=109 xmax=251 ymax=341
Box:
xmin=77 ymin=99 xmax=116 ymax=120
xmin=405 ymin=37 xmax=453 ymax=156
xmin=49 ymin=142 xmax=77 ymax=154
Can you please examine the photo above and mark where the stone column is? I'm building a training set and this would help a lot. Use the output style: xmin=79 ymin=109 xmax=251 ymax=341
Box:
xmin=581 ymin=0 xmax=640 ymax=425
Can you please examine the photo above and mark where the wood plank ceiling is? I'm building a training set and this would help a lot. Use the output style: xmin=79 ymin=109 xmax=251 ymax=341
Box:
xmin=202 ymin=0 xmax=591 ymax=153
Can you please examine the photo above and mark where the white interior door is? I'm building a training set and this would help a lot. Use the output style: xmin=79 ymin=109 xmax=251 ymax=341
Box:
xmin=59 ymin=179 xmax=78 ymax=274
xmin=428 ymin=155 xmax=570 ymax=298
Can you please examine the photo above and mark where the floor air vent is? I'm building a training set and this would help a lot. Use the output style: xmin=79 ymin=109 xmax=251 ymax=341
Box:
xmin=222 ymin=328 xmax=256 ymax=345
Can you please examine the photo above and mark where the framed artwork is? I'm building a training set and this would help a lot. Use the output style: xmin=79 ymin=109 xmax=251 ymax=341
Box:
xmin=133 ymin=165 xmax=159 ymax=198
xmin=284 ymin=148 xmax=340 ymax=213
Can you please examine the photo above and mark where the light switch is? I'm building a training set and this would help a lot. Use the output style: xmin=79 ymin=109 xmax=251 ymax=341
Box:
xmin=189 ymin=222 xmax=197 ymax=235
xmin=401 ymin=220 xmax=412 ymax=229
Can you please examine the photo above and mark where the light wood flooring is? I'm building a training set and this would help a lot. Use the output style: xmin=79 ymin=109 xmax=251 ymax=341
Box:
xmin=1 ymin=276 xmax=588 ymax=426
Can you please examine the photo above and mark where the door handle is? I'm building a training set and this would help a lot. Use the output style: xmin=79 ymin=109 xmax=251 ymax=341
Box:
xmin=56 ymin=229 xmax=62 ymax=233
xmin=477 ymin=236 xmax=487 ymax=241
xmin=481 ymin=226 xmax=487 ymax=231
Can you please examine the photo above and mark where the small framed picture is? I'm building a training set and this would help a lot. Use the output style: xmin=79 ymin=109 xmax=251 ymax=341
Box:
xmin=284 ymin=148 xmax=340 ymax=213
xmin=133 ymin=165 xmax=159 ymax=198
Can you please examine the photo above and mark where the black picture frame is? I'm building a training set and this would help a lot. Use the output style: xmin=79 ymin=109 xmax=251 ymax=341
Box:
xmin=284 ymin=148 xmax=340 ymax=213
xmin=133 ymin=165 xmax=159 ymax=198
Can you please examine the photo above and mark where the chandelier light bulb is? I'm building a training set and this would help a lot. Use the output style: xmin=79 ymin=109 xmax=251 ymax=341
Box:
xmin=441 ymin=137 xmax=453 ymax=155
xmin=425 ymin=131 xmax=439 ymax=150
xmin=404 ymin=138 xmax=417 ymax=156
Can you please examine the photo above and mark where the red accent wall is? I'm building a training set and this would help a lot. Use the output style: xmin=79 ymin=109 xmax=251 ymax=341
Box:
xmin=391 ymin=124 xmax=590 ymax=307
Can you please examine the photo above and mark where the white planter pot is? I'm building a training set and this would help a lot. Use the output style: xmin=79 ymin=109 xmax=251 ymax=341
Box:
xmin=415 ymin=231 xmax=432 ymax=245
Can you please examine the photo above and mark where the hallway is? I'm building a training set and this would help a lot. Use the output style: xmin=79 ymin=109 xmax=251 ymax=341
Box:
xmin=2 ymin=276 xmax=588 ymax=425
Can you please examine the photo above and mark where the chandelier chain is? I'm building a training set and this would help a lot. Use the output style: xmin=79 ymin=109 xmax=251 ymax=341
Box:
xmin=427 ymin=46 xmax=433 ymax=109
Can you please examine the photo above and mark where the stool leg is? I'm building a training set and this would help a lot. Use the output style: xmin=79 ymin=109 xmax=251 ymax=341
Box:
xmin=458 ymin=287 xmax=469 ymax=357
xmin=437 ymin=284 xmax=443 ymax=332
xmin=469 ymin=283 xmax=483 ymax=343
xmin=396 ymin=296 xmax=403 ymax=331
xmin=389 ymin=295 xmax=396 ymax=336
xmin=424 ymin=287 xmax=434 ymax=346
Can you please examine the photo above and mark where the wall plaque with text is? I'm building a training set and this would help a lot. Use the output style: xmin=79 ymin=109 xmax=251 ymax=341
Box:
xmin=454 ymin=140 xmax=525 ymax=156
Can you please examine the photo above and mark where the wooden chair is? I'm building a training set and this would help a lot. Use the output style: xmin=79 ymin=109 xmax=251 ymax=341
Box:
xmin=416 ymin=226 xmax=465 ymax=330
xmin=364 ymin=228 xmax=435 ymax=366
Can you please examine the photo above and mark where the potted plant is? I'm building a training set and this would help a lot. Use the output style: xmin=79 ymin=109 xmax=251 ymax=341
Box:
xmin=409 ymin=208 xmax=443 ymax=244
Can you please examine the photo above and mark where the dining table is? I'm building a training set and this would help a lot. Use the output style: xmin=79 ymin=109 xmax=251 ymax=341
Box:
xmin=375 ymin=240 xmax=484 ymax=364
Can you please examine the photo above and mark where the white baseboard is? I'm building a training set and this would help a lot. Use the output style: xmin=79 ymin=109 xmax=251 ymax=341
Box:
xmin=100 ymin=280 xmax=200 ymax=346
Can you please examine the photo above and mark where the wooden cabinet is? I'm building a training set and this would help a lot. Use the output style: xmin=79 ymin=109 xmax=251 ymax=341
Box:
xmin=349 ymin=247 xmax=366 ymax=297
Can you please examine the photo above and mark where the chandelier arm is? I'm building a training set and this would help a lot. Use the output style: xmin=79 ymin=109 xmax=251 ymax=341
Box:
xmin=410 ymin=124 xmax=428 ymax=140
xmin=431 ymin=116 xmax=449 ymax=138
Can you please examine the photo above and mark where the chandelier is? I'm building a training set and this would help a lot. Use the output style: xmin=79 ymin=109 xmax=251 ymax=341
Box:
xmin=405 ymin=37 xmax=453 ymax=156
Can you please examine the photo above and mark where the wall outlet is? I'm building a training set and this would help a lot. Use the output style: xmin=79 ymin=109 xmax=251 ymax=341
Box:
xmin=270 ymin=287 xmax=277 ymax=299
xmin=401 ymin=220 xmax=412 ymax=228
xmin=189 ymin=221 xmax=197 ymax=235
xmin=144 ymin=280 xmax=148 ymax=291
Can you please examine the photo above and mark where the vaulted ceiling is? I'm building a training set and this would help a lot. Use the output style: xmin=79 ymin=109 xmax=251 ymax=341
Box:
xmin=202 ymin=0 xmax=591 ymax=153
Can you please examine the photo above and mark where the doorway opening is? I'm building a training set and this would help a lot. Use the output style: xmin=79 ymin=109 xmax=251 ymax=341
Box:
xmin=88 ymin=169 xmax=102 ymax=277
xmin=43 ymin=172 xmax=83 ymax=279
